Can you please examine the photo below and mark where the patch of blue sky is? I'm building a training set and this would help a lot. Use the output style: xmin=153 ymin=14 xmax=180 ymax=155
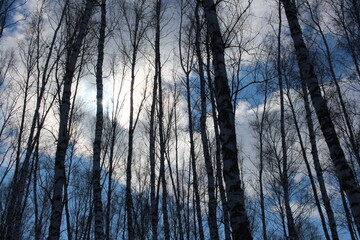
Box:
xmin=1 ymin=0 xmax=28 ymax=35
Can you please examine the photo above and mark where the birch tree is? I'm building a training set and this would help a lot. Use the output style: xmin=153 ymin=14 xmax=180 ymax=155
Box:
xmin=201 ymin=0 xmax=252 ymax=238
xmin=276 ymin=4 xmax=297 ymax=238
xmin=280 ymin=0 xmax=360 ymax=233
xmin=194 ymin=2 xmax=218 ymax=239
xmin=47 ymin=1 xmax=96 ymax=239
xmin=205 ymin=32 xmax=231 ymax=240
xmin=120 ymin=0 xmax=149 ymax=238
xmin=92 ymin=0 xmax=106 ymax=238
xmin=178 ymin=3 xmax=205 ymax=239
xmin=2 ymin=2 xmax=69 ymax=237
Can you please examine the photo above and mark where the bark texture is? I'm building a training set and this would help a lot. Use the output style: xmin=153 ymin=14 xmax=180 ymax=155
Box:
xmin=194 ymin=2 xmax=219 ymax=240
xmin=149 ymin=31 xmax=159 ymax=240
xmin=280 ymin=0 xmax=360 ymax=233
xmin=201 ymin=0 xmax=252 ymax=239
xmin=206 ymin=34 xmax=231 ymax=240
xmin=92 ymin=0 xmax=106 ymax=238
xmin=300 ymin=78 xmax=339 ymax=240
xmin=47 ymin=1 xmax=95 ymax=239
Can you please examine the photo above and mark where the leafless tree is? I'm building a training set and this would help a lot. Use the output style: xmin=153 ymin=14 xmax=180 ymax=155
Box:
xmin=280 ymin=0 xmax=360 ymax=234
xmin=201 ymin=0 xmax=252 ymax=238
xmin=48 ymin=1 xmax=96 ymax=239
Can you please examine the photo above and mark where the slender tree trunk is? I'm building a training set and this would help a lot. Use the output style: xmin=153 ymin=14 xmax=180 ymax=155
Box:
xmin=125 ymin=151 xmax=134 ymax=240
xmin=64 ymin=44 xmax=87 ymax=240
xmin=174 ymin=10 xmax=188 ymax=239
xmin=185 ymin=67 xmax=205 ymax=240
xmin=154 ymin=1 xmax=170 ymax=239
xmin=47 ymin=1 xmax=95 ymax=239
xmin=164 ymin=87 xmax=184 ymax=239
xmin=3 ymin=3 xmax=69 ymax=238
xmin=178 ymin=3 xmax=203 ymax=237
xmin=259 ymin=79 xmax=268 ymax=240
xmin=33 ymin=139 xmax=41 ymax=240
xmin=201 ymin=0 xmax=252 ymax=239
xmin=194 ymin=2 xmax=219 ymax=239
xmin=105 ymin=82 xmax=122 ymax=240
xmin=192 ymin=189 xmax=198 ymax=239
xmin=276 ymin=5 xmax=298 ymax=239
xmin=84 ymin=203 xmax=93 ymax=240
xmin=185 ymin=163 xmax=191 ymax=240
xmin=278 ymin=195 xmax=288 ymax=239
xmin=173 ymin=92 xmax=184 ymax=240
xmin=205 ymin=33 xmax=231 ymax=240
xmin=123 ymin=2 xmax=148 ymax=238
xmin=305 ymin=0 xmax=360 ymax=167
xmin=124 ymin=35 xmax=135 ymax=240
xmin=285 ymin=80 xmax=332 ymax=240
xmin=2 ymin=26 xmax=37 ymax=236
xmin=339 ymin=177 xmax=358 ymax=240
xmin=92 ymin=0 xmax=106 ymax=238
xmin=64 ymin=149 xmax=72 ymax=240
xmin=2 ymin=62 xmax=31 ymax=240
xmin=300 ymin=78 xmax=340 ymax=240
xmin=280 ymin=0 xmax=360 ymax=233
xmin=106 ymin=119 xmax=116 ymax=240
xmin=149 ymin=35 xmax=159 ymax=240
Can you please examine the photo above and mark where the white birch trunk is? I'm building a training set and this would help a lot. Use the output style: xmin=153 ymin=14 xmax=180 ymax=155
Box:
xmin=280 ymin=0 xmax=360 ymax=233
xmin=47 ymin=1 xmax=95 ymax=239
xmin=300 ymin=78 xmax=339 ymax=240
xmin=92 ymin=0 xmax=106 ymax=238
xmin=201 ymin=0 xmax=252 ymax=239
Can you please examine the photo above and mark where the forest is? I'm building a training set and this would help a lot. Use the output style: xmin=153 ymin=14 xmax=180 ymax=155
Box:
xmin=0 ymin=0 xmax=359 ymax=239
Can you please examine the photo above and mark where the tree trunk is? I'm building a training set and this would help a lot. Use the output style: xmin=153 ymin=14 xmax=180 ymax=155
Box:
xmin=280 ymin=0 xmax=360 ymax=233
xmin=305 ymin=0 xmax=360 ymax=167
xmin=201 ymin=0 xmax=252 ymax=239
xmin=185 ymin=61 xmax=205 ymax=240
xmin=286 ymin=79 xmax=331 ymax=240
xmin=185 ymin=164 xmax=191 ymax=240
xmin=33 ymin=138 xmax=41 ymax=240
xmin=205 ymin=33 xmax=231 ymax=240
xmin=259 ymin=78 xmax=268 ymax=240
xmin=154 ymin=1 xmax=170 ymax=239
xmin=173 ymin=90 xmax=184 ymax=240
xmin=92 ymin=0 xmax=106 ymax=238
xmin=194 ymin=2 xmax=219 ymax=239
xmin=3 ymin=57 xmax=31 ymax=240
xmin=47 ymin=1 xmax=95 ymax=239
xmin=339 ymin=177 xmax=358 ymax=240
xmin=123 ymin=2 xmax=148 ymax=238
xmin=3 ymin=2 xmax=69 ymax=238
xmin=300 ymin=77 xmax=340 ymax=240
xmin=149 ymin=33 xmax=159 ymax=240
xmin=277 ymin=5 xmax=298 ymax=239
xmin=106 ymin=119 xmax=116 ymax=240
